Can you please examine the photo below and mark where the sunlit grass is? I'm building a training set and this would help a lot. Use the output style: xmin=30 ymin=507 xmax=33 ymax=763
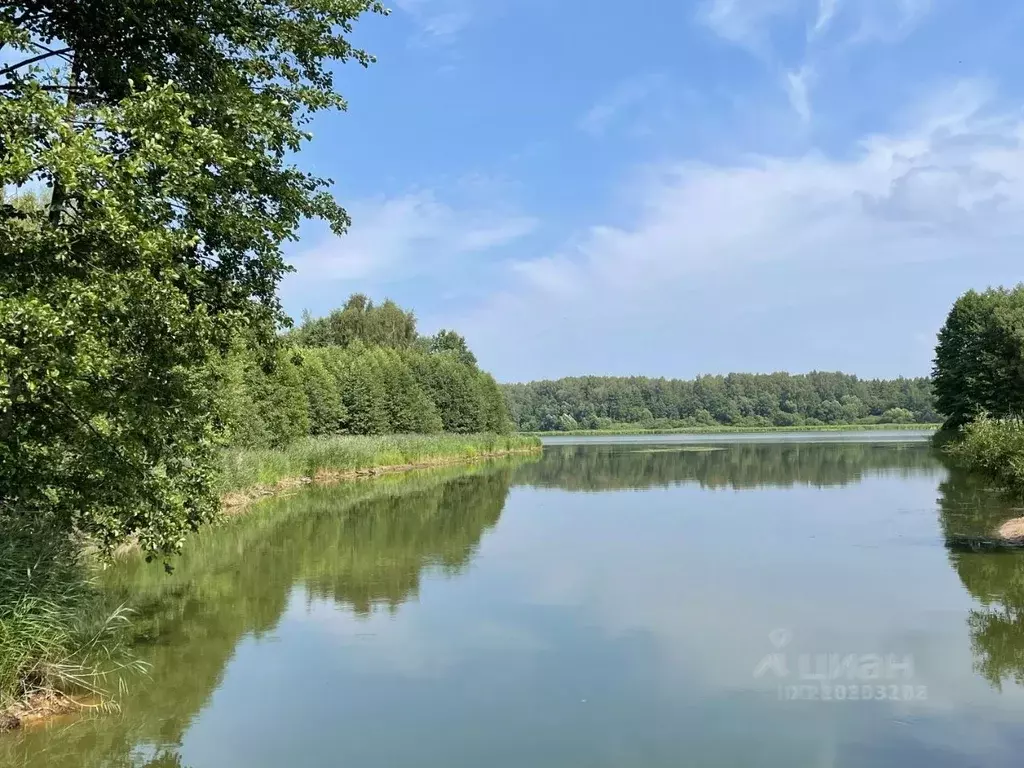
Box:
xmin=0 ymin=519 xmax=143 ymax=716
xmin=218 ymin=433 xmax=541 ymax=494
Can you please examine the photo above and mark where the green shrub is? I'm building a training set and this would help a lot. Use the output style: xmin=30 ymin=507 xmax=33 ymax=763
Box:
xmin=946 ymin=416 xmax=1024 ymax=491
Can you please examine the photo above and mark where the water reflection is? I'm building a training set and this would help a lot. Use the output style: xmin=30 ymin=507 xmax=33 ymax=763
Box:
xmin=937 ymin=468 xmax=1024 ymax=689
xmin=518 ymin=441 xmax=941 ymax=491
xmin=0 ymin=463 xmax=519 ymax=768
xmin=8 ymin=440 xmax=1024 ymax=767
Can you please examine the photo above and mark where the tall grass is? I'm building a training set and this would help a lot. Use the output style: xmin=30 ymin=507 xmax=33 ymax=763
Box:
xmin=945 ymin=416 xmax=1024 ymax=493
xmin=0 ymin=517 xmax=139 ymax=718
xmin=218 ymin=432 xmax=541 ymax=494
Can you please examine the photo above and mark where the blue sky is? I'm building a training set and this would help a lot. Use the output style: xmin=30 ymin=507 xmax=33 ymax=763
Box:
xmin=280 ymin=0 xmax=1024 ymax=383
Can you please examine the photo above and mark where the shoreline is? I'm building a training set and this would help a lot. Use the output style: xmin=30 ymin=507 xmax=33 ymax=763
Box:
xmin=2 ymin=437 xmax=541 ymax=733
xmin=527 ymin=424 xmax=940 ymax=437
xmin=0 ymin=692 xmax=94 ymax=735
xmin=220 ymin=446 xmax=542 ymax=512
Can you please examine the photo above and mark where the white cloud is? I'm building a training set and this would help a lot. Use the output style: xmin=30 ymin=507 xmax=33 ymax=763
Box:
xmin=393 ymin=0 xmax=475 ymax=43
xmin=849 ymin=0 xmax=932 ymax=44
xmin=784 ymin=66 xmax=814 ymax=122
xmin=286 ymin=190 xmax=537 ymax=285
xmin=701 ymin=0 xmax=932 ymax=52
xmin=446 ymin=81 xmax=1024 ymax=380
xmin=699 ymin=0 xmax=797 ymax=53
xmin=579 ymin=74 xmax=669 ymax=137
xmin=810 ymin=0 xmax=840 ymax=38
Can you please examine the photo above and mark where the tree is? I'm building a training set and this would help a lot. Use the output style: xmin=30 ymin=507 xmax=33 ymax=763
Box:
xmin=339 ymin=349 xmax=390 ymax=435
xmin=293 ymin=294 xmax=417 ymax=349
xmin=1 ymin=0 xmax=384 ymax=555
xmin=816 ymin=399 xmax=844 ymax=424
xmin=430 ymin=330 xmax=478 ymax=367
xmin=249 ymin=351 xmax=311 ymax=448
xmin=298 ymin=349 xmax=347 ymax=436
xmin=411 ymin=353 xmax=484 ymax=433
xmin=933 ymin=286 xmax=1024 ymax=428
xmin=881 ymin=407 xmax=914 ymax=424
xmin=371 ymin=348 xmax=442 ymax=434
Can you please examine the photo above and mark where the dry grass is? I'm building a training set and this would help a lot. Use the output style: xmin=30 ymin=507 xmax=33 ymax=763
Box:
xmin=997 ymin=517 xmax=1024 ymax=543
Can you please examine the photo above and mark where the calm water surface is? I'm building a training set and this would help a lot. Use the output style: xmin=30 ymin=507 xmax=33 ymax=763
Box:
xmin=6 ymin=433 xmax=1024 ymax=767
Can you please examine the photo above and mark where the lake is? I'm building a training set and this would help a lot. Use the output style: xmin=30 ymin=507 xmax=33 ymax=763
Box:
xmin=7 ymin=431 xmax=1024 ymax=767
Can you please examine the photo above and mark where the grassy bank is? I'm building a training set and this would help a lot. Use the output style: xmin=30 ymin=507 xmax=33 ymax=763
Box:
xmin=529 ymin=423 xmax=941 ymax=437
xmin=0 ymin=519 xmax=139 ymax=730
xmin=219 ymin=433 xmax=542 ymax=498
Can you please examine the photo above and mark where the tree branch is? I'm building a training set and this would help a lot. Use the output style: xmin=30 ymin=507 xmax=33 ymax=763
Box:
xmin=0 ymin=82 xmax=91 ymax=93
xmin=0 ymin=46 xmax=73 ymax=78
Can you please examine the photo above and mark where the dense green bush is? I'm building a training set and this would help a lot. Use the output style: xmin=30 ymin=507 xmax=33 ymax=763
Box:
xmin=945 ymin=416 xmax=1024 ymax=492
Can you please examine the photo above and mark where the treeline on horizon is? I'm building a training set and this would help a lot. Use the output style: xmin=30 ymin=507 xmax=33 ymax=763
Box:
xmin=502 ymin=372 xmax=938 ymax=432
xmin=222 ymin=294 xmax=510 ymax=449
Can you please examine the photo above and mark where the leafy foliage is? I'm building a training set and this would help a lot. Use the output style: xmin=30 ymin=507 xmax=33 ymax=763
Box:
xmin=933 ymin=285 xmax=1024 ymax=429
xmin=288 ymin=294 xmax=418 ymax=349
xmin=944 ymin=415 xmax=1024 ymax=492
xmin=1 ymin=0 xmax=384 ymax=555
xmin=215 ymin=296 xmax=513 ymax=448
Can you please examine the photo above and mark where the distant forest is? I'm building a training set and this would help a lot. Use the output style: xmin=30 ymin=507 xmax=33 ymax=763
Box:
xmin=501 ymin=373 xmax=939 ymax=432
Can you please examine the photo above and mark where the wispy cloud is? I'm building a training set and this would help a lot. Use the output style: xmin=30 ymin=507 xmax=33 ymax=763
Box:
xmin=784 ymin=66 xmax=814 ymax=122
xmin=393 ymin=0 xmax=475 ymax=44
xmin=449 ymin=81 xmax=1024 ymax=380
xmin=810 ymin=0 xmax=840 ymax=38
xmin=288 ymin=191 xmax=536 ymax=283
xmin=699 ymin=0 xmax=796 ymax=54
xmin=579 ymin=74 xmax=669 ymax=137
xmin=700 ymin=0 xmax=935 ymax=135
xmin=849 ymin=0 xmax=932 ymax=45
xmin=701 ymin=0 xmax=932 ymax=51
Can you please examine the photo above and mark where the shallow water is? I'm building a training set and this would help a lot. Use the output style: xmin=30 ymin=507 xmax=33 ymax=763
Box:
xmin=7 ymin=433 xmax=1024 ymax=767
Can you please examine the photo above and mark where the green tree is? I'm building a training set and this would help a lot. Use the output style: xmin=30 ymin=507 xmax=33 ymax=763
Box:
xmin=298 ymin=349 xmax=347 ymax=436
xmin=430 ymin=330 xmax=478 ymax=367
xmin=478 ymin=373 xmax=511 ymax=434
xmin=339 ymin=348 xmax=390 ymax=435
xmin=412 ymin=353 xmax=485 ymax=433
xmin=933 ymin=286 xmax=1024 ymax=428
xmin=880 ymin=407 xmax=914 ymax=424
xmin=217 ymin=345 xmax=271 ymax=449
xmin=1 ymin=0 xmax=383 ymax=555
xmin=293 ymin=294 xmax=417 ymax=349
xmin=243 ymin=350 xmax=311 ymax=448
xmin=372 ymin=348 xmax=442 ymax=434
